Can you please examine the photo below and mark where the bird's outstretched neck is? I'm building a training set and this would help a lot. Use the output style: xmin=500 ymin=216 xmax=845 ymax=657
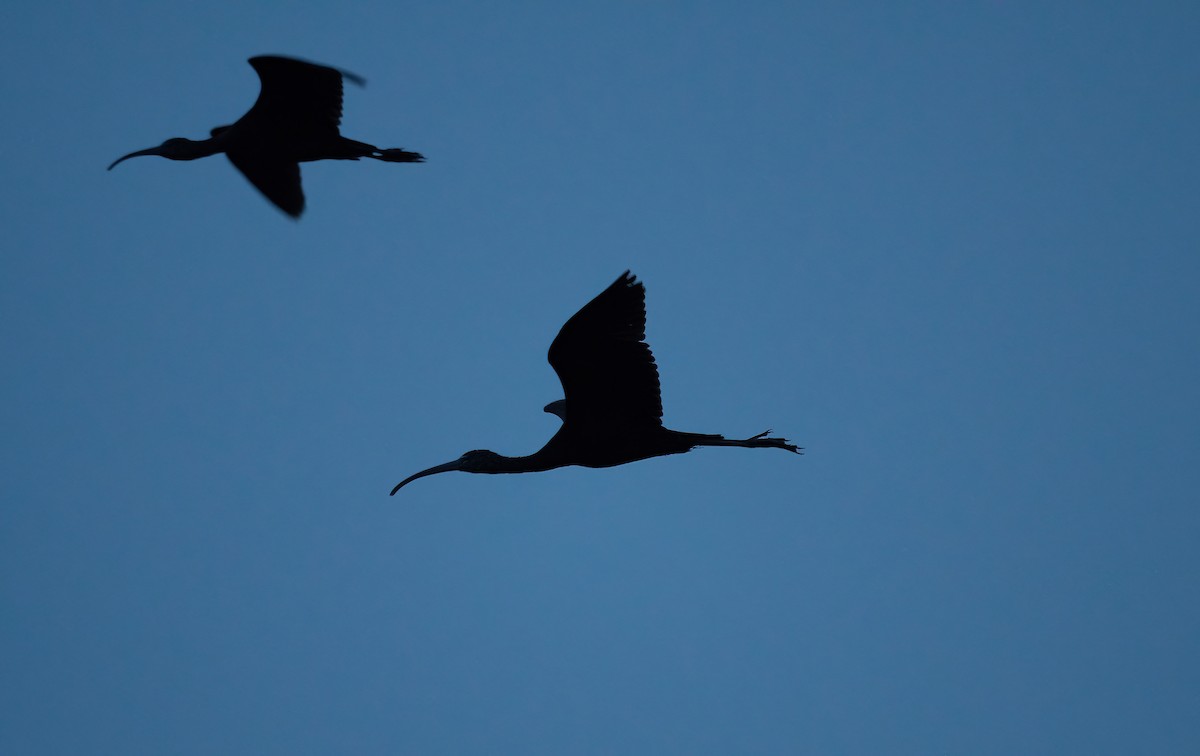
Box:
xmin=390 ymin=447 xmax=563 ymax=494
xmin=108 ymin=137 xmax=225 ymax=170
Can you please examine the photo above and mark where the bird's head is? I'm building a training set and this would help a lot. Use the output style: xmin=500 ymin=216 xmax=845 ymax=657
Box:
xmin=390 ymin=449 xmax=505 ymax=495
xmin=108 ymin=137 xmax=201 ymax=170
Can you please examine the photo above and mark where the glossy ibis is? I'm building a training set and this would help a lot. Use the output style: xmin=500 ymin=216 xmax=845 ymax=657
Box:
xmin=391 ymin=272 xmax=800 ymax=494
xmin=108 ymin=55 xmax=424 ymax=217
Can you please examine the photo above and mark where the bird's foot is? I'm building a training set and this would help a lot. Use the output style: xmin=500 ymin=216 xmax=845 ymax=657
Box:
xmin=375 ymin=148 xmax=425 ymax=163
xmin=747 ymin=430 xmax=802 ymax=454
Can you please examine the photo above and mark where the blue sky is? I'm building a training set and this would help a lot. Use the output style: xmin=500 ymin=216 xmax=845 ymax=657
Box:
xmin=3 ymin=2 xmax=1199 ymax=753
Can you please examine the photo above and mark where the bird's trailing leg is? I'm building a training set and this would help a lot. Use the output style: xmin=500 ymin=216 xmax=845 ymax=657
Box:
xmin=328 ymin=137 xmax=424 ymax=163
xmin=689 ymin=430 xmax=803 ymax=454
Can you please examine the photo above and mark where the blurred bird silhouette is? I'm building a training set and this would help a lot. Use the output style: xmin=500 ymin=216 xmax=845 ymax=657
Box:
xmin=392 ymin=272 xmax=801 ymax=494
xmin=108 ymin=55 xmax=424 ymax=217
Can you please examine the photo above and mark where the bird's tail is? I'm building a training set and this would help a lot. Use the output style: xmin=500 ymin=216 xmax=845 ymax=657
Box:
xmin=685 ymin=430 xmax=803 ymax=454
xmin=372 ymin=148 xmax=425 ymax=163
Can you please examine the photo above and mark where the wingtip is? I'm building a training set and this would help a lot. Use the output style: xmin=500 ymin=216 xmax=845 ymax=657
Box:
xmin=248 ymin=54 xmax=367 ymax=87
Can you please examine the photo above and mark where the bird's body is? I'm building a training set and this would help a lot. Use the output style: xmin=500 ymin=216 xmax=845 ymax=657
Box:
xmin=391 ymin=272 xmax=800 ymax=494
xmin=108 ymin=55 xmax=424 ymax=217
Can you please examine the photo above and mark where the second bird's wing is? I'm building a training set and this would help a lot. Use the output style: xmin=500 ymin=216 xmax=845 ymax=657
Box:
xmin=226 ymin=152 xmax=304 ymax=217
xmin=242 ymin=55 xmax=363 ymax=139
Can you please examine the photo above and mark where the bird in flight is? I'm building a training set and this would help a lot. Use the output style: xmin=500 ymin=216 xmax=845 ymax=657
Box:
xmin=108 ymin=55 xmax=424 ymax=217
xmin=391 ymin=272 xmax=800 ymax=494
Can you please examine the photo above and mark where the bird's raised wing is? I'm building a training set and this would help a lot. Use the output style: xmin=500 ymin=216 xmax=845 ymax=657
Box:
xmin=226 ymin=152 xmax=304 ymax=217
xmin=242 ymin=55 xmax=364 ymax=139
xmin=547 ymin=271 xmax=665 ymax=430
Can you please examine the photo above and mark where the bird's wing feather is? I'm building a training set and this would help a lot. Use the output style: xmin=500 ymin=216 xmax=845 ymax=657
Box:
xmin=243 ymin=56 xmax=363 ymax=138
xmin=226 ymin=152 xmax=305 ymax=217
xmin=547 ymin=271 xmax=665 ymax=429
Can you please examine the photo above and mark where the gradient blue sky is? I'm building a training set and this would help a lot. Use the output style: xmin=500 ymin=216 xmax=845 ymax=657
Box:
xmin=3 ymin=2 xmax=1199 ymax=753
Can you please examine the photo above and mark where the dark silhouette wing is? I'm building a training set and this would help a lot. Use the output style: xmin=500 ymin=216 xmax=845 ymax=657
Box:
xmin=226 ymin=152 xmax=304 ymax=217
xmin=243 ymin=55 xmax=364 ymax=139
xmin=548 ymin=271 xmax=664 ymax=429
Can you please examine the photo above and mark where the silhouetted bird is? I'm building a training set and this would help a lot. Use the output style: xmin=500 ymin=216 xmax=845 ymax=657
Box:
xmin=108 ymin=55 xmax=424 ymax=217
xmin=391 ymin=272 xmax=801 ymax=494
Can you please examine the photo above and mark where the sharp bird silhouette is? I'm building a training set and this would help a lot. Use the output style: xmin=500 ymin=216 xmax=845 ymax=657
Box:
xmin=108 ymin=55 xmax=424 ymax=217
xmin=391 ymin=272 xmax=801 ymax=494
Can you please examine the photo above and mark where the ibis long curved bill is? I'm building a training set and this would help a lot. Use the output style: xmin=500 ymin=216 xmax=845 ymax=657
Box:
xmin=390 ymin=457 xmax=470 ymax=495
xmin=108 ymin=146 xmax=168 ymax=170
